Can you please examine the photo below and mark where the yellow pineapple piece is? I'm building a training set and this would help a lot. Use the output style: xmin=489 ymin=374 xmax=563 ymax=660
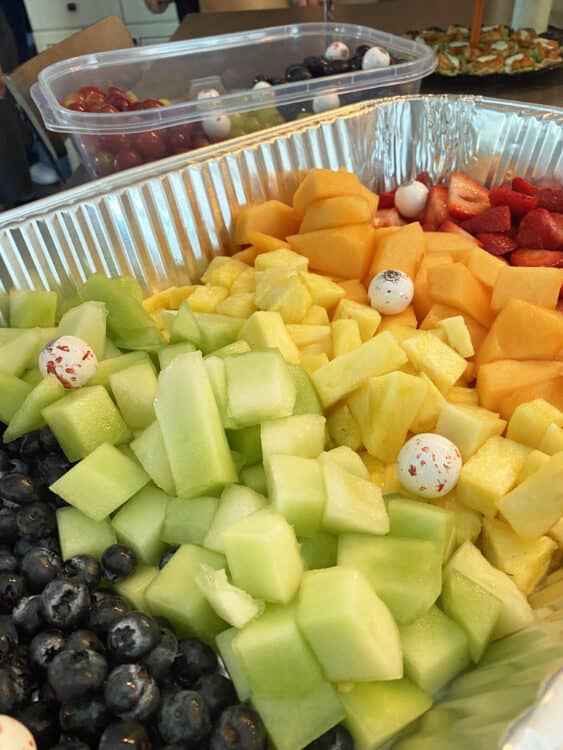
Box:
xmin=529 ymin=578 xmax=563 ymax=609
xmin=537 ymin=423 xmax=563 ymax=455
xmin=230 ymin=267 xmax=256 ymax=294
xmin=402 ymin=331 xmax=468 ymax=394
xmin=255 ymin=270 xmax=312 ymax=323
xmin=506 ymin=398 xmax=563 ymax=448
xmin=382 ymin=463 xmax=419 ymax=499
xmin=358 ymin=452 xmax=386 ymax=486
xmin=549 ymin=518 xmax=563 ymax=548
xmin=300 ymin=351 xmax=329 ymax=374
xmin=332 ymin=299 xmax=381 ymax=341
xmin=143 ymin=285 xmax=196 ymax=313
xmin=429 ymin=492 xmax=482 ymax=545
xmin=302 ymin=305 xmax=330 ymax=326
xmin=446 ymin=386 xmax=479 ymax=406
xmin=498 ymin=452 xmax=563 ymax=538
xmin=241 ymin=311 xmax=299 ymax=364
xmin=388 ymin=326 xmax=424 ymax=345
xmin=437 ymin=316 xmax=475 ymax=358
xmin=254 ymin=248 xmax=308 ymax=273
xmin=326 ymin=402 xmax=362 ymax=451
xmin=428 ymin=328 xmax=448 ymax=344
xmin=410 ymin=373 xmax=446 ymax=434
xmin=331 ymin=319 xmax=362 ymax=358
xmin=186 ymin=285 xmax=229 ymax=313
xmin=482 ymin=517 xmax=557 ymax=595
xmin=435 ymin=402 xmax=506 ymax=462
xmin=287 ymin=324 xmax=332 ymax=353
xmin=216 ymin=293 xmax=257 ymax=319
xmin=400 ymin=362 xmax=419 ymax=376
xmin=300 ymin=272 xmax=345 ymax=309
xmin=458 ymin=361 xmax=476 ymax=386
xmin=201 ymin=257 xmax=248 ymax=289
xmin=457 ymin=436 xmax=530 ymax=517
xmin=517 ymin=449 xmax=550 ymax=484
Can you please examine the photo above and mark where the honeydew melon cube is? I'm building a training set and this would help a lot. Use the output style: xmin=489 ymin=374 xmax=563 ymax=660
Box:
xmin=241 ymin=311 xmax=300 ymax=364
xmin=194 ymin=313 xmax=245 ymax=355
xmin=158 ymin=342 xmax=197 ymax=370
xmin=320 ymin=447 xmax=369 ymax=479
xmin=240 ymin=463 xmax=267 ymax=495
xmin=388 ymin=497 xmax=456 ymax=562
xmin=57 ymin=506 xmax=117 ymax=560
xmin=225 ymin=350 xmax=296 ymax=426
xmin=92 ymin=351 xmax=153 ymax=389
xmin=161 ymin=496 xmax=219 ymax=546
xmin=130 ymin=420 xmax=176 ymax=496
xmin=265 ymin=454 xmax=326 ymax=537
xmin=340 ymin=679 xmax=432 ymax=750
xmin=51 ymin=443 xmax=150 ymax=521
xmin=0 ymin=329 xmax=40 ymax=377
xmin=155 ymin=351 xmax=237 ymax=498
xmin=111 ymin=484 xmax=169 ymax=565
xmin=170 ymin=300 xmax=201 ymax=346
xmin=57 ymin=301 xmax=107 ymax=360
xmin=196 ymin=564 xmax=264 ymax=628
xmin=297 ymin=566 xmax=403 ymax=682
xmin=224 ymin=509 xmax=303 ymax=603
xmin=338 ymin=535 xmax=442 ymax=625
xmin=109 ymin=360 xmax=157 ymax=431
xmin=216 ymin=628 xmax=251 ymax=700
xmin=207 ymin=340 xmax=251 ymax=359
xmin=400 ymin=606 xmax=470 ymax=696
xmin=321 ymin=460 xmax=389 ymax=536
xmin=204 ymin=484 xmax=267 ymax=553
xmin=299 ymin=533 xmax=338 ymax=570
xmin=22 ymin=369 xmax=43 ymax=387
xmin=144 ymin=544 xmax=227 ymax=642
xmin=227 ymin=426 xmax=262 ymax=467
xmin=9 ymin=289 xmax=58 ymax=328
xmin=205 ymin=355 xmax=240 ymax=430
xmin=115 ymin=565 xmax=159 ymax=611
xmin=0 ymin=373 xmax=33 ymax=427
xmin=288 ymin=364 xmax=322 ymax=416
xmin=42 ymin=385 xmax=128 ymax=462
xmin=103 ymin=339 xmax=123 ymax=359
xmin=261 ymin=414 xmax=325 ymax=459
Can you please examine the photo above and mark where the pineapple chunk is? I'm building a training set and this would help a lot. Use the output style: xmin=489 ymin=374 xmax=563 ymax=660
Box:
xmin=549 ymin=518 xmax=563 ymax=548
xmin=517 ymin=449 xmax=551 ymax=484
xmin=410 ymin=373 xmax=446 ymax=434
xmin=241 ymin=311 xmax=299 ymax=364
xmin=456 ymin=436 xmax=530 ymax=518
xmin=537 ymin=423 xmax=563 ymax=455
xmin=331 ymin=319 xmax=362 ymax=358
xmin=402 ymin=332 xmax=467 ymax=394
xmin=287 ymin=325 xmax=332 ymax=353
xmin=498 ymin=452 xmax=563 ymax=538
xmin=446 ymin=386 xmax=479 ymax=406
xmin=326 ymin=403 xmax=363 ymax=451
xmin=255 ymin=270 xmax=312 ymax=323
xmin=382 ymin=463 xmax=418 ymax=499
xmin=387 ymin=326 xmax=424 ymax=345
xmin=300 ymin=343 xmax=331 ymax=358
xmin=254 ymin=248 xmax=308 ymax=273
xmin=358 ymin=452 xmax=386 ymax=486
xmin=435 ymin=403 xmax=507 ymax=462
xmin=143 ymin=285 xmax=196 ymax=313
xmin=300 ymin=272 xmax=345 ymax=309
xmin=216 ymin=293 xmax=257 ymax=319
xmin=201 ymin=257 xmax=248 ymax=289
xmin=506 ymin=398 xmax=563 ymax=448
xmin=429 ymin=492 xmax=482 ymax=546
xmin=187 ymin=285 xmax=229 ymax=313
xmin=332 ymin=299 xmax=381 ymax=341
xmin=230 ymin=267 xmax=256 ymax=294
xmin=302 ymin=306 xmax=330 ymax=326
xmin=482 ymin=517 xmax=557 ymax=595
xmin=300 ymin=352 xmax=329 ymax=374
xmin=437 ymin=316 xmax=475 ymax=358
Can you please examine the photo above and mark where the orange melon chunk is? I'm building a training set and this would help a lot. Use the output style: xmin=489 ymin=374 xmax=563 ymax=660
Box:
xmin=427 ymin=262 xmax=495 ymax=328
xmin=377 ymin=305 xmax=418 ymax=333
xmin=287 ymin=225 xmax=376 ymax=280
xmin=465 ymin=245 xmax=507 ymax=289
xmin=246 ymin=231 xmax=290 ymax=253
xmin=233 ymin=201 xmax=298 ymax=245
xmin=424 ymin=232 xmax=476 ymax=259
xmin=419 ymin=303 xmax=488 ymax=354
xmin=299 ymin=195 xmax=372 ymax=234
xmin=498 ymin=377 xmax=563 ymax=420
xmin=334 ymin=279 xmax=369 ymax=306
xmin=476 ymin=360 xmax=563 ymax=413
xmin=491 ymin=266 xmax=563 ymax=312
xmin=413 ymin=252 xmax=455 ymax=323
xmin=292 ymin=168 xmax=367 ymax=219
xmin=367 ymin=222 xmax=425 ymax=283
xmin=231 ymin=247 xmax=259 ymax=265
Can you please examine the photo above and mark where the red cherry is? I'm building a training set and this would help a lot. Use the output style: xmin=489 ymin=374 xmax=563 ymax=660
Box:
xmin=99 ymin=132 xmax=131 ymax=155
xmin=61 ymin=91 xmax=85 ymax=108
xmin=114 ymin=148 xmax=144 ymax=171
xmin=79 ymin=85 xmax=104 ymax=98
xmin=81 ymin=135 xmax=101 ymax=154
xmin=191 ymin=135 xmax=210 ymax=149
xmin=107 ymin=86 xmax=127 ymax=98
xmin=141 ymin=99 xmax=163 ymax=109
xmin=129 ymin=101 xmax=147 ymax=111
xmin=106 ymin=94 xmax=131 ymax=111
xmin=84 ymin=91 xmax=107 ymax=112
xmin=67 ymin=102 xmax=87 ymax=112
xmin=99 ymin=104 xmax=119 ymax=113
xmin=134 ymin=130 xmax=168 ymax=161
xmin=92 ymin=150 xmax=115 ymax=177
xmin=167 ymin=124 xmax=193 ymax=154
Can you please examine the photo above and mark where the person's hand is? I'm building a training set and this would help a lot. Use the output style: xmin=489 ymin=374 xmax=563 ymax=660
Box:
xmin=291 ymin=0 xmax=324 ymax=6
xmin=144 ymin=0 xmax=169 ymax=13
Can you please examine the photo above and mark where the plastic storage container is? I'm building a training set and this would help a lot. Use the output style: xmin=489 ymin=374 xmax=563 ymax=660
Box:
xmin=31 ymin=22 xmax=435 ymax=179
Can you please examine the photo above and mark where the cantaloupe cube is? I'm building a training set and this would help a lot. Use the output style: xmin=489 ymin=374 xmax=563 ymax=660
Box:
xmin=424 ymin=232 xmax=475 ymax=258
xmin=412 ymin=252 xmax=453 ymax=322
xmin=288 ymin=225 xmax=376 ymax=281
xmin=299 ymin=195 xmax=373 ymax=233
xmin=287 ymin=325 xmax=332 ymax=354
xmin=402 ymin=331 xmax=468 ymax=394
xmin=419 ymin=304 xmax=487 ymax=354
xmin=506 ymin=398 xmax=563 ymax=448
xmin=409 ymin=373 xmax=446 ymax=434
xmin=476 ymin=299 xmax=563 ymax=366
xmin=300 ymin=352 xmax=329 ymax=374
xmin=216 ymin=293 xmax=257 ymax=319
xmin=456 ymin=436 xmax=530 ymax=518
xmin=231 ymin=247 xmax=259 ymax=265
xmin=376 ymin=306 xmax=418 ymax=334
xmin=517 ymin=449 xmax=551 ymax=484
xmin=477 ymin=360 xmax=563 ymax=413
xmin=300 ymin=273 xmax=345 ymax=310
xmin=331 ymin=319 xmax=362 ymax=358
xmin=186 ymin=285 xmax=229 ymax=313
xmin=335 ymin=279 xmax=369 ymax=306
xmin=233 ymin=201 xmax=298 ymax=244
xmin=292 ymin=168 xmax=367 ymax=219
xmin=446 ymin=386 xmax=479 ymax=406
xmin=367 ymin=222 xmax=425 ymax=283
xmin=332 ymin=299 xmax=381 ymax=342
xmin=438 ymin=317 xmax=474 ymax=358
xmin=435 ymin=402 xmax=506 ymax=462
xmin=230 ymin=268 xmax=256 ymax=294
xmin=465 ymin=245 xmax=506 ymax=289
xmin=491 ymin=266 xmax=563 ymax=312
xmin=427 ymin=263 xmax=495 ymax=328
xmin=202 ymin=257 xmax=248 ymax=289
xmin=255 ymin=248 xmax=308 ymax=273
xmin=327 ymin=402 xmax=363 ymax=451
xmin=302 ymin=305 xmax=330 ymax=326
xmin=538 ymin=423 xmax=563 ymax=455
xmin=498 ymin=376 xmax=563 ymax=420
xmin=246 ymin=231 xmax=290 ymax=253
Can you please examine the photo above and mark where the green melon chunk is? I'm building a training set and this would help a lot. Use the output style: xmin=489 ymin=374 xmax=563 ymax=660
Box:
xmin=51 ymin=443 xmax=150 ymax=521
xmin=103 ymin=339 xmax=123 ymax=360
xmin=265 ymin=454 xmax=326 ymax=538
xmin=170 ymin=300 xmax=201 ymax=346
xmin=115 ymin=565 xmax=159 ymax=611
xmin=320 ymin=447 xmax=369 ymax=479
xmin=261 ymin=414 xmax=326 ymax=460
xmin=288 ymin=363 xmax=323 ymax=416
xmin=161 ymin=497 xmax=219 ymax=546
xmin=0 ymin=294 xmax=8 ymax=326
xmin=203 ymin=484 xmax=266 ymax=554
xmin=321 ymin=460 xmax=389 ymax=536
xmin=0 ymin=329 xmax=40 ymax=377
xmin=389 ymin=497 xmax=456 ymax=562
xmin=0 ymin=373 xmax=32 ymax=424
xmin=205 ymin=355 xmax=240 ymax=430
xmin=196 ymin=564 xmax=264 ymax=629
xmin=159 ymin=309 xmax=177 ymax=335
xmin=299 ymin=533 xmax=338 ymax=570
xmin=4 ymin=375 xmax=65 ymax=443
xmin=158 ymin=341 xmax=196 ymax=371
xmin=216 ymin=628 xmax=251 ymax=701
xmin=9 ymin=289 xmax=58 ymax=328
xmin=209 ymin=340 xmax=251 ymax=359
xmin=226 ymin=426 xmax=262 ymax=467
xmin=57 ymin=301 xmax=107 ymax=360
xmin=42 ymin=385 xmax=128 ymax=462
xmin=109 ymin=360 xmax=157 ymax=431
xmin=92 ymin=351 xmax=153 ymax=389
xmin=112 ymin=484 xmax=170 ymax=565
xmin=57 ymin=506 xmax=117 ymax=560
xmin=130 ymin=420 xmax=176 ymax=497
xmin=194 ymin=313 xmax=245 ymax=355
xmin=144 ymin=544 xmax=227 ymax=643
xmin=239 ymin=464 xmax=267 ymax=495
xmin=22 ymin=369 xmax=43 ymax=386
xmin=28 ymin=327 xmax=59 ymax=371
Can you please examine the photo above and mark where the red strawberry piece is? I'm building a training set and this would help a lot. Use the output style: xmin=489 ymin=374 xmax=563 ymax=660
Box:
xmin=378 ymin=190 xmax=396 ymax=210
xmin=510 ymin=249 xmax=563 ymax=268
xmin=447 ymin=172 xmax=491 ymax=220
xmin=422 ymin=185 xmax=449 ymax=229
xmin=372 ymin=208 xmax=406 ymax=228
xmin=476 ymin=233 xmax=518 ymax=256
xmin=416 ymin=171 xmax=433 ymax=188
xmin=511 ymin=177 xmax=538 ymax=196
xmin=537 ymin=188 xmax=563 ymax=214
xmin=489 ymin=187 xmax=539 ymax=217
xmin=438 ymin=220 xmax=482 ymax=246
xmin=461 ymin=205 xmax=511 ymax=234
xmin=516 ymin=209 xmax=563 ymax=250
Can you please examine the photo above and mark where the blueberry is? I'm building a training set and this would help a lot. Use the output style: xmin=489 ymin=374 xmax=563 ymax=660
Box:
xmin=0 ymin=504 xmax=17 ymax=543
xmin=34 ymin=451 xmax=71 ymax=488
xmin=87 ymin=593 xmax=131 ymax=635
xmin=355 ymin=44 xmax=371 ymax=57
xmin=4 ymin=436 xmax=23 ymax=456
xmin=194 ymin=672 xmax=237 ymax=720
xmin=0 ymin=614 xmax=17 ymax=665
xmin=16 ymin=501 xmax=56 ymax=538
xmin=210 ymin=704 xmax=267 ymax=750
xmin=38 ymin=426 xmax=61 ymax=453
xmin=107 ymin=611 xmax=159 ymax=663
xmin=0 ymin=572 xmax=26 ymax=612
xmin=99 ymin=720 xmax=151 ymax=750
xmin=304 ymin=55 xmax=332 ymax=77
xmin=102 ymin=544 xmax=137 ymax=582
xmin=41 ymin=577 xmax=90 ymax=629
xmin=0 ymin=668 xmax=15 ymax=712
xmin=7 ymin=643 xmax=33 ymax=707
xmin=285 ymin=64 xmax=313 ymax=82
xmin=0 ymin=471 xmax=38 ymax=504
xmin=0 ymin=448 xmax=10 ymax=473
xmin=156 ymin=689 xmax=211 ymax=746
xmin=60 ymin=695 xmax=111 ymax=742
xmin=305 ymin=725 xmax=355 ymax=750
xmin=48 ymin=648 xmax=108 ymax=702
xmin=143 ymin=625 xmax=177 ymax=683
xmin=62 ymin=554 xmax=101 ymax=590
xmin=348 ymin=55 xmax=363 ymax=71
xmin=64 ymin=628 xmax=105 ymax=654
xmin=0 ymin=546 xmax=18 ymax=573
xmin=9 ymin=457 xmax=31 ymax=474
xmin=17 ymin=700 xmax=61 ymax=750
xmin=174 ymin=638 xmax=218 ymax=687
xmin=159 ymin=548 xmax=176 ymax=569
xmin=19 ymin=432 xmax=42 ymax=462
xmin=29 ymin=629 xmax=66 ymax=670
xmin=50 ymin=741 xmax=91 ymax=750
xmin=12 ymin=594 xmax=44 ymax=637
xmin=21 ymin=546 xmax=62 ymax=592
xmin=14 ymin=536 xmax=35 ymax=558
xmin=326 ymin=59 xmax=350 ymax=75
xmin=104 ymin=663 xmax=160 ymax=721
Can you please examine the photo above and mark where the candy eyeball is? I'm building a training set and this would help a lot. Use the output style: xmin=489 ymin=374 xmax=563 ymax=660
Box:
xmin=397 ymin=433 xmax=462 ymax=499
xmin=197 ymin=87 xmax=221 ymax=100
xmin=312 ymin=93 xmax=341 ymax=114
xmin=202 ymin=113 xmax=231 ymax=141
xmin=368 ymin=269 xmax=414 ymax=314
xmin=362 ymin=46 xmax=391 ymax=70
xmin=394 ymin=180 xmax=430 ymax=218
xmin=39 ymin=335 xmax=98 ymax=389
xmin=0 ymin=716 xmax=37 ymax=750
xmin=253 ymin=80 xmax=272 ymax=90
xmin=325 ymin=41 xmax=350 ymax=61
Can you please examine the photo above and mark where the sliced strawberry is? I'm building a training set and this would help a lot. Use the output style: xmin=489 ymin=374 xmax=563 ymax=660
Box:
xmin=422 ymin=185 xmax=449 ymax=229
xmin=447 ymin=173 xmax=491 ymax=220
xmin=476 ymin=233 xmax=518 ymax=256
xmin=537 ymin=188 xmax=563 ymax=214
xmin=416 ymin=171 xmax=432 ymax=189
xmin=378 ymin=190 xmax=396 ymax=210
xmin=438 ymin=220 xmax=482 ymax=246
xmin=461 ymin=205 xmax=511 ymax=234
xmin=372 ymin=208 xmax=406 ymax=228
xmin=511 ymin=177 xmax=538 ymax=196
xmin=515 ymin=209 xmax=563 ymax=250
xmin=489 ymin=187 xmax=539 ymax=217
xmin=510 ymin=249 xmax=563 ymax=268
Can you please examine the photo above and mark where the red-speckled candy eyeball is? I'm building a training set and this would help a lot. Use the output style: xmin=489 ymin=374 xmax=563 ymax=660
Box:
xmin=397 ymin=433 xmax=462 ymax=499
xmin=38 ymin=335 xmax=98 ymax=389
xmin=0 ymin=715 xmax=37 ymax=750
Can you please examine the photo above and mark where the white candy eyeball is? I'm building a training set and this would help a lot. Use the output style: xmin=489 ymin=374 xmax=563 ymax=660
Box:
xmin=397 ymin=433 xmax=462 ymax=499
xmin=362 ymin=46 xmax=391 ymax=70
xmin=368 ymin=269 xmax=414 ymax=314
xmin=202 ymin=113 xmax=231 ymax=140
xmin=325 ymin=41 xmax=350 ymax=61
xmin=0 ymin=715 xmax=37 ymax=750
xmin=38 ymin=335 xmax=98 ymax=389
xmin=312 ymin=93 xmax=341 ymax=114
xmin=253 ymin=80 xmax=272 ymax=90
xmin=394 ymin=180 xmax=430 ymax=218
xmin=197 ymin=88 xmax=221 ymax=100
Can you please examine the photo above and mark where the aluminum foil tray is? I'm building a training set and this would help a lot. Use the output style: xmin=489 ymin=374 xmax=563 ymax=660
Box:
xmin=1 ymin=94 xmax=563 ymax=748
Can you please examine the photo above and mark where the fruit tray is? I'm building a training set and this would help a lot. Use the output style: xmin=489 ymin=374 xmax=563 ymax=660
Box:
xmin=0 ymin=93 xmax=562 ymax=748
